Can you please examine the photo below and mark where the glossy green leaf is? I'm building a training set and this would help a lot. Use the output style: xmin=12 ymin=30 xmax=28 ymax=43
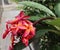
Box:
xmin=54 ymin=3 xmax=60 ymax=17
xmin=19 ymin=1 xmax=55 ymax=16
xmin=29 ymin=16 xmax=41 ymax=21
xmin=46 ymin=18 xmax=60 ymax=28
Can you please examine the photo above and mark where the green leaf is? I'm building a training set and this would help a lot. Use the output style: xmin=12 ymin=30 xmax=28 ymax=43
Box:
xmin=52 ymin=44 xmax=60 ymax=50
xmin=51 ymin=30 xmax=60 ymax=35
xmin=56 ymin=44 xmax=60 ymax=50
xmin=54 ymin=3 xmax=60 ymax=17
xmin=35 ymin=29 xmax=50 ymax=38
xmin=35 ymin=29 xmax=60 ymax=39
xmin=46 ymin=18 xmax=60 ymax=28
xmin=14 ymin=42 xmax=26 ymax=50
xmin=29 ymin=16 xmax=41 ymax=21
xmin=19 ymin=1 xmax=55 ymax=16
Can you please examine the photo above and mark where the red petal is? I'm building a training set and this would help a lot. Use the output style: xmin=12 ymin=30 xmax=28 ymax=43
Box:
xmin=10 ymin=27 xmax=16 ymax=30
xmin=15 ymin=11 xmax=25 ymax=18
xmin=19 ymin=26 xmax=27 ymax=30
xmin=22 ymin=38 xmax=28 ymax=46
xmin=22 ymin=29 xmax=30 ymax=37
xmin=11 ymin=35 xmax=15 ymax=46
xmin=22 ymin=21 xmax=28 ymax=27
xmin=9 ymin=46 xmax=13 ymax=50
xmin=30 ymin=27 xmax=35 ymax=36
xmin=2 ymin=29 xmax=9 ymax=39
xmin=6 ymin=23 xmax=8 ymax=29
xmin=7 ymin=18 xmax=19 ymax=24
xmin=23 ymin=16 xmax=30 ymax=19
xmin=11 ymin=28 xmax=17 ymax=35
xmin=15 ymin=15 xmax=20 ymax=18
xmin=20 ymin=11 xmax=25 ymax=18
xmin=14 ymin=28 xmax=19 ymax=35
xmin=16 ymin=11 xmax=30 ymax=20
xmin=26 ymin=28 xmax=35 ymax=40
xmin=26 ymin=20 xmax=33 ymax=25
xmin=26 ymin=35 xmax=33 ymax=40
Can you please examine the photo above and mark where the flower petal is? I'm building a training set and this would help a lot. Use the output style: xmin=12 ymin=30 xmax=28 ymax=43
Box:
xmin=18 ymin=21 xmax=22 ymax=26
xmin=11 ymin=28 xmax=17 ymax=35
xmin=22 ymin=29 xmax=30 ymax=37
xmin=22 ymin=21 xmax=28 ymax=27
xmin=10 ymin=27 xmax=16 ymax=30
xmin=6 ymin=23 xmax=8 ymax=29
xmin=26 ymin=20 xmax=33 ymax=25
xmin=15 ymin=11 xmax=25 ymax=18
xmin=9 ymin=46 xmax=13 ymax=50
xmin=20 ymin=11 xmax=25 ymax=18
xmin=14 ymin=28 xmax=19 ymax=35
xmin=11 ymin=35 xmax=15 ymax=46
xmin=2 ymin=29 xmax=9 ymax=39
xmin=26 ymin=35 xmax=33 ymax=40
xmin=22 ymin=38 xmax=28 ymax=46
xmin=30 ymin=27 xmax=35 ymax=36
xmin=19 ymin=26 xmax=27 ymax=30
xmin=7 ymin=18 xmax=19 ymax=24
xmin=23 ymin=16 xmax=30 ymax=19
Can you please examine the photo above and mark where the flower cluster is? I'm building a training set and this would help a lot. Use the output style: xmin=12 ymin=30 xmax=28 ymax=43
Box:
xmin=2 ymin=11 xmax=35 ymax=50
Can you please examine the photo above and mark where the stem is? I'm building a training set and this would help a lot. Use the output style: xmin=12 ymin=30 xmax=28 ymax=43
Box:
xmin=29 ymin=45 xmax=32 ymax=50
xmin=33 ymin=17 xmax=55 ymax=26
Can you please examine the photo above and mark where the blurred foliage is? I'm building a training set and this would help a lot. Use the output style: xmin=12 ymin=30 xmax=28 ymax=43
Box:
xmin=13 ymin=0 xmax=60 ymax=50
xmin=54 ymin=3 xmax=60 ymax=17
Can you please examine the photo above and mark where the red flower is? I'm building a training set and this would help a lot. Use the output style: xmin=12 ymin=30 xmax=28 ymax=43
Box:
xmin=7 ymin=11 xmax=30 ymax=24
xmin=22 ymin=21 xmax=35 ymax=37
xmin=2 ymin=11 xmax=36 ymax=50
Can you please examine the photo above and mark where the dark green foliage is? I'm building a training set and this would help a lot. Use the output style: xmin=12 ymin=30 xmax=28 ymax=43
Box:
xmin=19 ymin=1 xmax=55 ymax=16
xmin=14 ymin=42 xmax=26 ymax=50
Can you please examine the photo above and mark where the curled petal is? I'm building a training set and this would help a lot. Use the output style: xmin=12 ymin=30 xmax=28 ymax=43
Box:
xmin=11 ymin=29 xmax=17 ymax=35
xmin=26 ymin=27 xmax=35 ymax=40
xmin=22 ymin=21 xmax=28 ymax=27
xmin=16 ymin=11 xmax=25 ymax=18
xmin=11 ymin=35 xmax=15 ymax=46
xmin=9 ymin=46 xmax=13 ymax=50
xmin=26 ymin=35 xmax=33 ymax=40
xmin=6 ymin=23 xmax=8 ymax=29
xmin=25 ymin=20 xmax=33 ymax=25
xmin=7 ymin=18 xmax=20 ymax=24
xmin=19 ymin=26 xmax=27 ymax=30
xmin=30 ymin=27 xmax=35 ymax=36
xmin=2 ymin=29 xmax=9 ymax=39
xmin=22 ymin=38 xmax=28 ymax=46
xmin=18 ymin=21 xmax=27 ymax=30
xmin=22 ymin=29 xmax=30 ymax=37
xmin=18 ymin=21 xmax=22 ymax=26
xmin=10 ymin=27 xmax=16 ymax=30
xmin=20 ymin=11 xmax=25 ymax=18
xmin=23 ymin=16 xmax=30 ymax=19
xmin=15 ymin=14 xmax=20 ymax=18
xmin=11 ymin=28 xmax=20 ymax=35
xmin=14 ymin=28 xmax=19 ymax=35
